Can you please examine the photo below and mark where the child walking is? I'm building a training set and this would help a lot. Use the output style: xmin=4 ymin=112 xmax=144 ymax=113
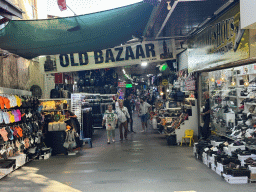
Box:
xmin=102 ymin=105 xmax=117 ymax=144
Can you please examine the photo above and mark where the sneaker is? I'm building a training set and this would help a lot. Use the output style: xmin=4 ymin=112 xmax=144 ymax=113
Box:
xmin=132 ymin=131 xmax=136 ymax=133
xmin=112 ymin=140 xmax=115 ymax=143
xmin=125 ymin=138 xmax=128 ymax=140
xmin=107 ymin=141 xmax=110 ymax=144
xmin=119 ymin=138 xmax=123 ymax=141
xmin=140 ymin=130 xmax=145 ymax=132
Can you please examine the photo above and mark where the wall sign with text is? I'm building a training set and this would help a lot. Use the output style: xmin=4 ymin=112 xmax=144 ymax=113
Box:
xmin=39 ymin=40 xmax=175 ymax=73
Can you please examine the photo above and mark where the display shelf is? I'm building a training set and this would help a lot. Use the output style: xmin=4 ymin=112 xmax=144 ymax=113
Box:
xmin=244 ymin=103 xmax=256 ymax=105
xmin=39 ymin=99 xmax=71 ymax=101
xmin=41 ymin=109 xmax=64 ymax=112
xmin=238 ymin=96 xmax=248 ymax=99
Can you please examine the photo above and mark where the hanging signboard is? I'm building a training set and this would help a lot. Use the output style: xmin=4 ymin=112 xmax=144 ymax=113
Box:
xmin=39 ymin=40 xmax=175 ymax=74
xmin=188 ymin=4 xmax=249 ymax=73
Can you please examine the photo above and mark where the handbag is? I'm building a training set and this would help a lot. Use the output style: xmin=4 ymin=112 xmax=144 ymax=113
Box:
xmin=63 ymin=130 xmax=77 ymax=149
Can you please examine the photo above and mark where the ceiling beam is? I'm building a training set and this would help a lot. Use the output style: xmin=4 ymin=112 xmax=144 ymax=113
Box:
xmin=0 ymin=0 xmax=23 ymax=19
xmin=156 ymin=0 xmax=206 ymax=39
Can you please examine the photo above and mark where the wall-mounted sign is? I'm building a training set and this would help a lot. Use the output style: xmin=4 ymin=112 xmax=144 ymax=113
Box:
xmin=39 ymin=40 xmax=176 ymax=73
xmin=162 ymin=79 xmax=168 ymax=86
xmin=126 ymin=84 xmax=133 ymax=88
xmin=188 ymin=4 xmax=249 ymax=73
xmin=118 ymin=82 xmax=126 ymax=87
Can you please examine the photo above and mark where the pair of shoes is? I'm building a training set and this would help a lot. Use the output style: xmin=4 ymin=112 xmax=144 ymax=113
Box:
xmin=107 ymin=141 xmax=110 ymax=144
xmin=119 ymin=138 xmax=123 ymax=141
xmin=112 ymin=140 xmax=115 ymax=143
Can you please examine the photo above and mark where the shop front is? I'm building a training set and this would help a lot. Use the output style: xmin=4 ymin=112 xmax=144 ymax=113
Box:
xmin=190 ymin=2 xmax=256 ymax=183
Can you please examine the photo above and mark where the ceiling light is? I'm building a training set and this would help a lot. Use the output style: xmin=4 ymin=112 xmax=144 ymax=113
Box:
xmin=141 ymin=62 xmax=148 ymax=67
xmin=167 ymin=1 xmax=171 ymax=10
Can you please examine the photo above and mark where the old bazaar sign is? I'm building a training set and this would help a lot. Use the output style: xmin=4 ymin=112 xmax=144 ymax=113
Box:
xmin=39 ymin=40 xmax=175 ymax=73
xmin=188 ymin=4 xmax=249 ymax=73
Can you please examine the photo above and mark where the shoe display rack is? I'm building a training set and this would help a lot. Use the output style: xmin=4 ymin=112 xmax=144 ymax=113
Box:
xmin=208 ymin=64 xmax=256 ymax=148
xmin=194 ymin=136 xmax=256 ymax=184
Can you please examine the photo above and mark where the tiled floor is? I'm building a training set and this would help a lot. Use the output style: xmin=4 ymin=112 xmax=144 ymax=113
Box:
xmin=0 ymin=113 xmax=255 ymax=192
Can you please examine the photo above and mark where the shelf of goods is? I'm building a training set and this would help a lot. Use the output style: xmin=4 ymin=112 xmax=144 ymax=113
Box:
xmin=1 ymin=89 xmax=49 ymax=180
xmin=71 ymin=93 xmax=116 ymax=131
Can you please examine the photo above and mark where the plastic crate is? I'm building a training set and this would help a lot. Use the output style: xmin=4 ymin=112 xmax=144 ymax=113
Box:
xmin=216 ymin=167 xmax=222 ymax=176
xmin=238 ymin=154 xmax=256 ymax=166
xmin=0 ymin=167 xmax=13 ymax=179
xmin=227 ymin=145 xmax=246 ymax=156
xmin=211 ymin=164 xmax=216 ymax=171
xmin=203 ymin=152 xmax=207 ymax=159
xmin=208 ymin=155 xmax=216 ymax=165
xmin=248 ymin=166 xmax=256 ymax=174
xmin=203 ymin=157 xmax=208 ymax=166
xmin=217 ymin=162 xmax=224 ymax=172
xmin=224 ymin=175 xmax=248 ymax=184
xmin=9 ymin=154 xmax=26 ymax=168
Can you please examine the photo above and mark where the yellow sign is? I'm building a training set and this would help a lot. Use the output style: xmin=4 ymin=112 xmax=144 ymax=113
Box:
xmin=188 ymin=3 xmax=249 ymax=72
xmin=162 ymin=79 xmax=168 ymax=86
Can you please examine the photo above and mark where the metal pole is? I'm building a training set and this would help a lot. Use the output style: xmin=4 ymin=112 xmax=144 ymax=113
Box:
xmin=66 ymin=5 xmax=77 ymax=16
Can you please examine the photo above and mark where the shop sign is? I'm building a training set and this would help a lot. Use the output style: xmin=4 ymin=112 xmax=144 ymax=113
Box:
xmin=118 ymin=82 xmax=126 ymax=87
xmin=162 ymin=79 xmax=168 ymax=86
xmin=39 ymin=40 xmax=175 ymax=73
xmin=188 ymin=4 xmax=249 ymax=73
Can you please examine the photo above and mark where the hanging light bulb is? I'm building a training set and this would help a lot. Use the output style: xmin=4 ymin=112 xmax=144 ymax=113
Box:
xmin=167 ymin=1 xmax=171 ymax=10
xmin=244 ymin=67 xmax=249 ymax=87
xmin=220 ymin=77 xmax=225 ymax=81
xmin=231 ymin=81 xmax=236 ymax=86
xmin=244 ymin=81 xmax=249 ymax=87
xmin=210 ymin=77 xmax=215 ymax=82
xmin=231 ymin=68 xmax=236 ymax=86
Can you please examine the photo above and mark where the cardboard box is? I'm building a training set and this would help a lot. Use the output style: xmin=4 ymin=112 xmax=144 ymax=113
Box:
xmin=251 ymin=173 xmax=256 ymax=181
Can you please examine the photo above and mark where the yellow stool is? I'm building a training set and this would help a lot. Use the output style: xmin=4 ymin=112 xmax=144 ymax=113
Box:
xmin=181 ymin=129 xmax=194 ymax=147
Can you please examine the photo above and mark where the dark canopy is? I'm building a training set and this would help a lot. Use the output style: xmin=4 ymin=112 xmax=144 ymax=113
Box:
xmin=0 ymin=1 xmax=154 ymax=59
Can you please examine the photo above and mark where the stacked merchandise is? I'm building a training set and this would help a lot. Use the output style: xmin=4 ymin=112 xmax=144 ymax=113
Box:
xmin=194 ymin=136 xmax=256 ymax=184
xmin=41 ymin=100 xmax=81 ymax=155
xmin=0 ymin=95 xmax=48 ymax=179
xmin=77 ymin=69 xmax=118 ymax=94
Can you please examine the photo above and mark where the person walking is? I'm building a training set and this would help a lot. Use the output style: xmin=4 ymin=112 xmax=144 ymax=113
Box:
xmin=123 ymin=95 xmax=136 ymax=133
xmin=139 ymin=98 xmax=151 ymax=132
xmin=116 ymin=100 xmax=130 ymax=141
xmin=102 ymin=105 xmax=117 ymax=144
xmin=135 ymin=96 xmax=140 ymax=117
xmin=201 ymin=91 xmax=211 ymax=140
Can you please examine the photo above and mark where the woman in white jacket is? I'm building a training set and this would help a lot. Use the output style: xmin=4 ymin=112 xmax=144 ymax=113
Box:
xmin=116 ymin=100 xmax=130 ymax=141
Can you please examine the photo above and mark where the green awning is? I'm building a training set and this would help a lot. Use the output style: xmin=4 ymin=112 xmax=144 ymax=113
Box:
xmin=0 ymin=1 xmax=154 ymax=59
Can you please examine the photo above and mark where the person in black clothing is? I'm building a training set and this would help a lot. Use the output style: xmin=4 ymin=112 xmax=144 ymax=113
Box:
xmin=201 ymin=91 xmax=211 ymax=140
xmin=123 ymin=95 xmax=136 ymax=133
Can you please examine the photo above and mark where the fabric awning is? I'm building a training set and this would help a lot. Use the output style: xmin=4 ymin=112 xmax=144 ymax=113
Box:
xmin=0 ymin=1 xmax=154 ymax=59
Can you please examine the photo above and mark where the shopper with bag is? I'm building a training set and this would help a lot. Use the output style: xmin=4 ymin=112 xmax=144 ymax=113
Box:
xmin=139 ymin=98 xmax=152 ymax=132
xmin=116 ymin=100 xmax=130 ymax=141
xmin=102 ymin=105 xmax=117 ymax=144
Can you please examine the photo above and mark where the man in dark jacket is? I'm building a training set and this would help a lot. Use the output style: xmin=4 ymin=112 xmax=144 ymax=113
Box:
xmin=123 ymin=95 xmax=135 ymax=133
xmin=201 ymin=91 xmax=211 ymax=140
